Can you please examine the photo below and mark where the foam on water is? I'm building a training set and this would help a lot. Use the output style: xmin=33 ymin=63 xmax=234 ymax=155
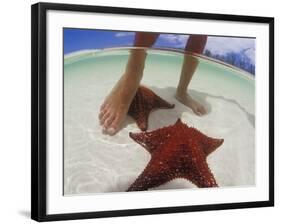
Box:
xmin=64 ymin=48 xmax=255 ymax=195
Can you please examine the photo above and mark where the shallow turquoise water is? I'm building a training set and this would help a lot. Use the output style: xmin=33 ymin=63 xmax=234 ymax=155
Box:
xmin=64 ymin=49 xmax=254 ymax=114
xmin=64 ymin=48 xmax=255 ymax=195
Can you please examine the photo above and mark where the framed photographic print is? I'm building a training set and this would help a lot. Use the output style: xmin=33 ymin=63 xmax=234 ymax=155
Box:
xmin=31 ymin=2 xmax=274 ymax=222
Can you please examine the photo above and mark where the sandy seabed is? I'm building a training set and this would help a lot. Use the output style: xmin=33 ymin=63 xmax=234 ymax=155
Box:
xmin=63 ymin=49 xmax=255 ymax=195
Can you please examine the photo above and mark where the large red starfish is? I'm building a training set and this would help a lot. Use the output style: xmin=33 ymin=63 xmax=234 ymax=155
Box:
xmin=127 ymin=119 xmax=224 ymax=191
xmin=128 ymin=86 xmax=174 ymax=131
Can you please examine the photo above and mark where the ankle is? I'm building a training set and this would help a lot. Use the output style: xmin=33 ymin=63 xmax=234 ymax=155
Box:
xmin=176 ymin=87 xmax=186 ymax=96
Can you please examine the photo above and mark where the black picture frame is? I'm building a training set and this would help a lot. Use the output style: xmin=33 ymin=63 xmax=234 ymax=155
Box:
xmin=31 ymin=2 xmax=274 ymax=222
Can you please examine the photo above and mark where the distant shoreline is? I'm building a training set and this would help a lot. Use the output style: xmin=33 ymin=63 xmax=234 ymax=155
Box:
xmin=64 ymin=47 xmax=255 ymax=80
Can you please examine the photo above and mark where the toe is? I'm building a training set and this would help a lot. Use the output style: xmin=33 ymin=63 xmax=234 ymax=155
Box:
xmin=100 ymin=111 xmax=110 ymax=125
xmin=194 ymin=109 xmax=202 ymax=116
xmin=198 ymin=105 xmax=207 ymax=115
xmin=106 ymin=127 xmax=116 ymax=135
xmin=99 ymin=108 xmax=106 ymax=120
xmin=107 ymin=116 xmax=122 ymax=135
xmin=100 ymin=102 xmax=107 ymax=110
xmin=103 ymin=115 xmax=116 ymax=129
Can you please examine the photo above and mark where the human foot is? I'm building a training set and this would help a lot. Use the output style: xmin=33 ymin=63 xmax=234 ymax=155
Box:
xmin=99 ymin=74 xmax=141 ymax=135
xmin=99 ymin=49 xmax=147 ymax=135
xmin=176 ymin=91 xmax=207 ymax=116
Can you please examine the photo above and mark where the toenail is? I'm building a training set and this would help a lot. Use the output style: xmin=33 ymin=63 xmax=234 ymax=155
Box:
xmin=107 ymin=127 xmax=115 ymax=135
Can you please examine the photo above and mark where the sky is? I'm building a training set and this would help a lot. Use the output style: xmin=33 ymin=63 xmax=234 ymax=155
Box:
xmin=63 ymin=28 xmax=255 ymax=63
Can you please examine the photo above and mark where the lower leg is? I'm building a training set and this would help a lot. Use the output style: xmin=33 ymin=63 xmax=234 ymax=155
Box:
xmin=99 ymin=32 xmax=159 ymax=135
xmin=176 ymin=35 xmax=207 ymax=116
xmin=177 ymin=54 xmax=198 ymax=94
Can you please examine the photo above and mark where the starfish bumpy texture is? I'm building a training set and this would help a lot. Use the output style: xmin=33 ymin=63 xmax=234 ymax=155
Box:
xmin=128 ymin=86 xmax=175 ymax=131
xmin=127 ymin=119 xmax=224 ymax=191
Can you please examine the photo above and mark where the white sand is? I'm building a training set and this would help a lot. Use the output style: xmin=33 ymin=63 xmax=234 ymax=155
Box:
xmin=64 ymin=50 xmax=255 ymax=195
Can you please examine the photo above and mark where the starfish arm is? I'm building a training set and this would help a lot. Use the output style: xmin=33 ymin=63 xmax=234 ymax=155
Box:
xmin=189 ymin=127 xmax=224 ymax=156
xmin=127 ymin=159 xmax=171 ymax=191
xmin=129 ymin=132 xmax=154 ymax=153
xmin=153 ymin=94 xmax=175 ymax=109
xmin=184 ymin=151 xmax=218 ymax=188
xmin=202 ymin=137 xmax=224 ymax=156
xmin=128 ymin=86 xmax=175 ymax=131
xmin=134 ymin=110 xmax=151 ymax=131
xmin=129 ymin=128 xmax=172 ymax=154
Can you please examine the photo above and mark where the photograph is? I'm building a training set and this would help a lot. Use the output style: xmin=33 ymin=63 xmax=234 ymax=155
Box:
xmin=31 ymin=2 xmax=273 ymax=221
xmin=63 ymin=29 xmax=256 ymax=195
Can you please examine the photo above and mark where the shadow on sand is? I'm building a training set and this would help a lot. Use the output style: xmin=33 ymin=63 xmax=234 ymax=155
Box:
xmin=134 ymin=86 xmax=253 ymax=129
xmin=188 ymin=88 xmax=255 ymax=128
xmin=105 ymin=85 xmax=255 ymax=134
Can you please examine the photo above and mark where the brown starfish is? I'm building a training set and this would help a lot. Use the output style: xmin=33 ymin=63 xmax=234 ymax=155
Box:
xmin=128 ymin=86 xmax=175 ymax=131
xmin=127 ymin=119 xmax=224 ymax=191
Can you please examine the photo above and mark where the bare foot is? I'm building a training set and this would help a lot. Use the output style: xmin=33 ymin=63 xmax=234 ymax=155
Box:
xmin=176 ymin=91 xmax=207 ymax=116
xmin=99 ymin=73 xmax=141 ymax=135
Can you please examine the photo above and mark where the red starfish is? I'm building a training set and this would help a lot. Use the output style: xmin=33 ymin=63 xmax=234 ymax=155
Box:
xmin=128 ymin=86 xmax=175 ymax=131
xmin=127 ymin=119 xmax=224 ymax=191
